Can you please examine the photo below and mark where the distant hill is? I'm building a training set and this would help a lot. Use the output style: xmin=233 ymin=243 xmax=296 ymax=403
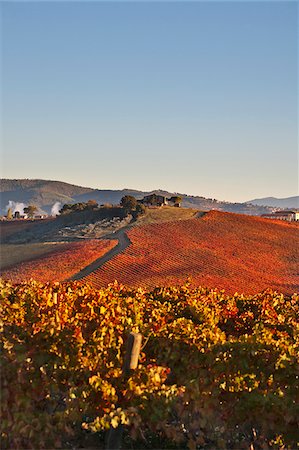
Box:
xmin=0 ymin=178 xmax=273 ymax=216
xmin=0 ymin=179 xmax=94 ymax=215
xmin=248 ymin=196 xmax=299 ymax=209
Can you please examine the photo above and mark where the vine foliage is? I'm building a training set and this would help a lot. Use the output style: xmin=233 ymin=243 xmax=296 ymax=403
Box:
xmin=1 ymin=280 xmax=298 ymax=449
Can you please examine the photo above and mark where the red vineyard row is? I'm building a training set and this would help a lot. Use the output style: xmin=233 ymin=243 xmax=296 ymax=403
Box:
xmin=82 ymin=211 xmax=299 ymax=295
xmin=1 ymin=239 xmax=117 ymax=283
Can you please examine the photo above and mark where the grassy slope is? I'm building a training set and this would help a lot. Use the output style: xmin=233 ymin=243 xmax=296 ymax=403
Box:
xmin=0 ymin=243 xmax=67 ymax=271
xmin=135 ymin=206 xmax=199 ymax=225
xmin=0 ymin=221 xmax=65 ymax=270
xmin=0 ymin=219 xmax=53 ymax=240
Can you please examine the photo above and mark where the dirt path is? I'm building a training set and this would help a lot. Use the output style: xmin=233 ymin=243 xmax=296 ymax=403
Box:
xmin=68 ymin=210 xmax=205 ymax=282
xmin=195 ymin=211 xmax=208 ymax=218
xmin=68 ymin=228 xmax=131 ymax=281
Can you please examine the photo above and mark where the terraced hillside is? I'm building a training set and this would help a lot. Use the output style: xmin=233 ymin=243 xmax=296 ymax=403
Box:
xmin=83 ymin=211 xmax=299 ymax=295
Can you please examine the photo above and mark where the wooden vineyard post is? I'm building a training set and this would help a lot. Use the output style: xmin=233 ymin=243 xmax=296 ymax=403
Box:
xmin=122 ymin=332 xmax=142 ymax=376
xmin=105 ymin=332 xmax=142 ymax=450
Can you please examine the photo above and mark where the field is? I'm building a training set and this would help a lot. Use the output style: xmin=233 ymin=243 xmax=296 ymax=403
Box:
xmin=1 ymin=210 xmax=298 ymax=295
xmin=0 ymin=239 xmax=117 ymax=283
xmin=0 ymin=243 xmax=68 ymax=270
xmin=1 ymin=210 xmax=298 ymax=449
xmin=1 ymin=280 xmax=298 ymax=449
xmin=0 ymin=218 xmax=53 ymax=240
xmin=83 ymin=211 xmax=299 ymax=295
xmin=137 ymin=205 xmax=199 ymax=224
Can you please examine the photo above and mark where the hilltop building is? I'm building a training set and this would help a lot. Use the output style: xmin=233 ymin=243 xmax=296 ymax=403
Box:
xmin=139 ymin=193 xmax=182 ymax=208
xmin=261 ymin=210 xmax=299 ymax=222
xmin=11 ymin=211 xmax=28 ymax=219
xmin=34 ymin=214 xmax=48 ymax=219
xmin=140 ymin=194 xmax=168 ymax=207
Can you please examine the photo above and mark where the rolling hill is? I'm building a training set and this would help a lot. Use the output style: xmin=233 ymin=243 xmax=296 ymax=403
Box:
xmin=0 ymin=239 xmax=117 ymax=283
xmin=248 ymin=196 xmax=299 ymax=209
xmin=82 ymin=211 xmax=299 ymax=295
xmin=0 ymin=179 xmax=94 ymax=214
xmin=1 ymin=178 xmax=273 ymax=216
xmin=2 ymin=209 xmax=298 ymax=295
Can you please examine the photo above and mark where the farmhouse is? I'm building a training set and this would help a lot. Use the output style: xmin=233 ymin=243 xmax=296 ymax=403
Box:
xmin=34 ymin=215 xmax=48 ymax=219
xmin=15 ymin=213 xmax=28 ymax=219
xmin=140 ymin=194 xmax=168 ymax=207
xmin=261 ymin=210 xmax=299 ymax=222
xmin=139 ymin=193 xmax=182 ymax=207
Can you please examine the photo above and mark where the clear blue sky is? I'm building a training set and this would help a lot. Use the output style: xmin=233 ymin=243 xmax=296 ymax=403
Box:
xmin=1 ymin=1 xmax=298 ymax=202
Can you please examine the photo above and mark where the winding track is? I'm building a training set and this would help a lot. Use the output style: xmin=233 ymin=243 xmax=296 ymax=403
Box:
xmin=68 ymin=209 xmax=201 ymax=282
xmin=68 ymin=228 xmax=131 ymax=281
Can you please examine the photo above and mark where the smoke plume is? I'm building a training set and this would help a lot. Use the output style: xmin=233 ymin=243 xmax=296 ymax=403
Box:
xmin=5 ymin=201 xmax=26 ymax=215
xmin=51 ymin=202 xmax=61 ymax=216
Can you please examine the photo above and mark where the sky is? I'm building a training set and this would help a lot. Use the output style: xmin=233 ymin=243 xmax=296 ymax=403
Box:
xmin=1 ymin=0 xmax=298 ymax=202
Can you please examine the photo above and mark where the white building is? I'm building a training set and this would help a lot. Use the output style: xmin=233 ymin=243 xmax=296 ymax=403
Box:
xmin=261 ymin=210 xmax=299 ymax=222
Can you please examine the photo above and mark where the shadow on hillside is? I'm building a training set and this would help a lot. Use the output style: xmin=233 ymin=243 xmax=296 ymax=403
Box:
xmin=2 ymin=207 xmax=127 ymax=244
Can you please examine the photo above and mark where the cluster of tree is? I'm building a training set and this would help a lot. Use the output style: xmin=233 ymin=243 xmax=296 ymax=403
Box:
xmin=24 ymin=205 xmax=38 ymax=218
xmin=59 ymin=200 xmax=98 ymax=215
xmin=6 ymin=205 xmax=38 ymax=220
xmin=120 ymin=195 xmax=146 ymax=218
xmin=168 ymin=195 xmax=182 ymax=205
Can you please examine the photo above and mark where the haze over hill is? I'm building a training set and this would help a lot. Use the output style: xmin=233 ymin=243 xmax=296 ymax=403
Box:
xmin=248 ymin=196 xmax=299 ymax=209
xmin=0 ymin=179 xmax=274 ymax=216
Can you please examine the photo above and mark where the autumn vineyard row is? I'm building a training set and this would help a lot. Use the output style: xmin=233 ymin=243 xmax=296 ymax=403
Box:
xmin=1 ymin=279 xmax=298 ymax=449
xmin=2 ymin=211 xmax=298 ymax=296
xmin=0 ymin=239 xmax=117 ymax=283
xmin=83 ymin=212 xmax=299 ymax=295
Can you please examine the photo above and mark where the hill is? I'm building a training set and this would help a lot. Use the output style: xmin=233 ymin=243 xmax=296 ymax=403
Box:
xmin=0 ymin=178 xmax=273 ymax=216
xmin=0 ymin=179 xmax=94 ymax=215
xmin=0 ymin=239 xmax=117 ymax=282
xmin=83 ymin=211 xmax=299 ymax=295
xmin=0 ymin=206 xmax=127 ymax=244
xmin=248 ymin=196 xmax=299 ymax=209
xmin=2 ymin=206 xmax=298 ymax=295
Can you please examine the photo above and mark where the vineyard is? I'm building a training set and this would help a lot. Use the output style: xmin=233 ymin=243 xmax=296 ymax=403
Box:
xmin=2 ymin=211 xmax=298 ymax=295
xmin=83 ymin=211 xmax=299 ymax=295
xmin=0 ymin=239 xmax=117 ymax=283
xmin=1 ymin=280 xmax=298 ymax=449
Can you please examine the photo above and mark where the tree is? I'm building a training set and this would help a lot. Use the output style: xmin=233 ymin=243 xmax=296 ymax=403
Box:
xmin=168 ymin=196 xmax=182 ymax=207
xmin=87 ymin=200 xmax=98 ymax=210
xmin=168 ymin=196 xmax=182 ymax=204
xmin=59 ymin=204 xmax=73 ymax=215
xmin=6 ymin=208 xmax=13 ymax=220
xmin=59 ymin=201 xmax=99 ymax=215
xmin=135 ymin=203 xmax=146 ymax=216
xmin=132 ymin=203 xmax=146 ymax=220
xmin=24 ymin=205 xmax=37 ymax=219
xmin=120 ymin=195 xmax=137 ymax=211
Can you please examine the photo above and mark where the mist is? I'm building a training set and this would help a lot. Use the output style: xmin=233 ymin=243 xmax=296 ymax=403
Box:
xmin=51 ymin=202 xmax=61 ymax=216
xmin=5 ymin=201 xmax=26 ymax=215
